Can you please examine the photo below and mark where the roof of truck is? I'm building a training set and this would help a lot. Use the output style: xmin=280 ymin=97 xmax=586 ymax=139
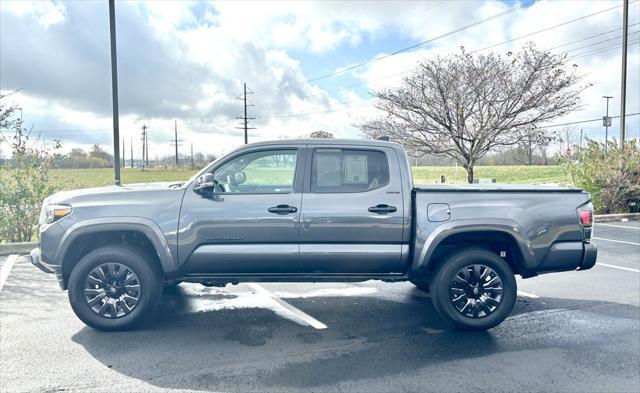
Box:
xmin=244 ymin=138 xmax=401 ymax=148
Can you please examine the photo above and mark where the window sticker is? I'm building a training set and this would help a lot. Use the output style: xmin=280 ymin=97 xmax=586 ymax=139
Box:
xmin=344 ymin=155 xmax=368 ymax=184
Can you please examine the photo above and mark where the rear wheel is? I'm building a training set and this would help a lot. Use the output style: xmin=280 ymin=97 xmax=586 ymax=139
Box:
xmin=68 ymin=245 xmax=162 ymax=331
xmin=430 ymin=248 xmax=516 ymax=330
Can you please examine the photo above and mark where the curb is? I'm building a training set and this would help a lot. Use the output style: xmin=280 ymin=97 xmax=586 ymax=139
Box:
xmin=594 ymin=213 xmax=640 ymax=223
xmin=0 ymin=242 xmax=37 ymax=256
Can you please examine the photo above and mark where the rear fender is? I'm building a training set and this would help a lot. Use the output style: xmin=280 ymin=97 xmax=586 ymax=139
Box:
xmin=413 ymin=219 xmax=536 ymax=273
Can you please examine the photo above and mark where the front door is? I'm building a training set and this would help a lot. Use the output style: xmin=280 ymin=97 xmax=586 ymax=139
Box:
xmin=299 ymin=146 xmax=406 ymax=273
xmin=178 ymin=147 xmax=303 ymax=274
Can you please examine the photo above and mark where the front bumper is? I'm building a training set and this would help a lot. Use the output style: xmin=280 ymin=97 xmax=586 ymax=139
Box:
xmin=30 ymin=248 xmax=65 ymax=289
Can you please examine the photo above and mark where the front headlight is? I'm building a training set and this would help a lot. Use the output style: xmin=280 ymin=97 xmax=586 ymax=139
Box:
xmin=45 ymin=204 xmax=73 ymax=224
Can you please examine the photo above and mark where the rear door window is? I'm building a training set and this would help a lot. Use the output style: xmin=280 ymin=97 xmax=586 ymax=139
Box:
xmin=311 ymin=149 xmax=389 ymax=193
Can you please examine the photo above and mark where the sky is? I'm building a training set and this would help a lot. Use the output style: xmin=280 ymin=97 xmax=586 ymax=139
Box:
xmin=1 ymin=0 xmax=639 ymax=160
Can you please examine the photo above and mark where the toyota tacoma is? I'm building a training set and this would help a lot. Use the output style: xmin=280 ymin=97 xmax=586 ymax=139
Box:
xmin=31 ymin=139 xmax=597 ymax=331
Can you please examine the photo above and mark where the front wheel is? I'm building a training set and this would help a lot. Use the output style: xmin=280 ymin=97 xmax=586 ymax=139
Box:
xmin=68 ymin=245 xmax=162 ymax=331
xmin=430 ymin=248 xmax=517 ymax=330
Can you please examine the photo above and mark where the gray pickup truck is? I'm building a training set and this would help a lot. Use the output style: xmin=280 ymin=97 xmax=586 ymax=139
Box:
xmin=31 ymin=139 xmax=597 ymax=331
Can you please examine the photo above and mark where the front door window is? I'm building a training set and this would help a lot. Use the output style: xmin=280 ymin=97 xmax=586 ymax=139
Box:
xmin=214 ymin=150 xmax=298 ymax=194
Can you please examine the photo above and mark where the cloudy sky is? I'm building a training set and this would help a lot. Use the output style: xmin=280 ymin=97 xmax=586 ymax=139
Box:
xmin=1 ymin=0 xmax=638 ymax=159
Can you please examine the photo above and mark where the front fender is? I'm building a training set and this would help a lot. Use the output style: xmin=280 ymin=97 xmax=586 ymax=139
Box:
xmin=412 ymin=218 xmax=536 ymax=273
xmin=56 ymin=217 xmax=179 ymax=276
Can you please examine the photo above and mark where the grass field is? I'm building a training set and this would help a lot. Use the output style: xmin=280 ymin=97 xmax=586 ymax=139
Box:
xmin=46 ymin=165 xmax=567 ymax=191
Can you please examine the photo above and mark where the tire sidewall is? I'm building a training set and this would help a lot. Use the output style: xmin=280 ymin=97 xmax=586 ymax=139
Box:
xmin=431 ymin=249 xmax=517 ymax=330
xmin=68 ymin=246 xmax=160 ymax=331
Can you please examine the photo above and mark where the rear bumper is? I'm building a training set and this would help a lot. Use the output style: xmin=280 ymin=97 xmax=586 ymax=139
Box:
xmin=578 ymin=242 xmax=598 ymax=270
xmin=537 ymin=241 xmax=597 ymax=274
xmin=30 ymin=248 xmax=65 ymax=289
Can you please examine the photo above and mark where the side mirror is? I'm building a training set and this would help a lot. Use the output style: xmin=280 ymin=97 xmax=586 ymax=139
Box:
xmin=194 ymin=173 xmax=215 ymax=194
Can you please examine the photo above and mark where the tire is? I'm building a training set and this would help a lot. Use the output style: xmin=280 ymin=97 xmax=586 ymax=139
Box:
xmin=410 ymin=278 xmax=430 ymax=293
xmin=68 ymin=245 xmax=162 ymax=331
xmin=430 ymin=248 xmax=517 ymax=330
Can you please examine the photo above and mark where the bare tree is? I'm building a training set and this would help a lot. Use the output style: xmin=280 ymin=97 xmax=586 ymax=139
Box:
xmin=515 ymin=130 xmax=555 ymax=165
xmin=310 ymin=130 xmax=334 ymax=139
xmin=360 ymin=43 xmax=590 ymax=182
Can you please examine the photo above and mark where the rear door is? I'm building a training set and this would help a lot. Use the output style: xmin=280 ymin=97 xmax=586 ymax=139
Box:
xmin=299 ymin=146 xmax=406 ymax=273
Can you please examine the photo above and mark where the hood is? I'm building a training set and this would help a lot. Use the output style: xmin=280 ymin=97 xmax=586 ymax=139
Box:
xmin=47 ymin=182 xmax=183 ymax=205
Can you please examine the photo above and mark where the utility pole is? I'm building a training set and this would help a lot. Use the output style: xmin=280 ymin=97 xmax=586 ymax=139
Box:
xmin=141 ymin=124 xmax=147 ymax=168
xmin=130 ymin=136 xmax=133 ymax=168
xmin=619 ymin=0 xmax=629 ymax=148
xmin=145 ymin=127 xmax=149 ymax=167
xmin=169 ymin=120 xmax=183 ymax=166
xmin=122 ymin=137 xmax=125 ymax=168
xmin=190 ymin=142 xmax=194 ymax=169
xmin=235 ymin=82 xmax=255 ymax=144
xmin=175 ymin=120 xmax=178 ymax=165
xmin=603 ymin=96 xmax=613 ymax=155
xmin=579 ymin=129 xmax=583 ymax=154
xmin=108 ymin=0 xmax=121 ymax=185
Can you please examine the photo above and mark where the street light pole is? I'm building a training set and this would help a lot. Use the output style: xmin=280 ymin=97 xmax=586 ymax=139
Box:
xmin=603 ymin=95 xmax=613 ymax=155
xmin=108 ymin=0 xmax=121 ymax=185
xmin=619 ymin=0 xmax=629 ymax=148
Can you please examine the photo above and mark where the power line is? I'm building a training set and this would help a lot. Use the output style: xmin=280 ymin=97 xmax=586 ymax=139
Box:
xmin=257 ymin=23 xmax=639 ymax=120
xmin=470 ymin=2 xmax=631 ymax=54
xmin=256 ymin=6 xmax=634 ymax=113
xmin=552 ymin=23 xmax=639 ymax=50
xmin=291 ymin=0 xmax=537 ymax=88
xmin=541 ymin=112 xmax=640 ymax=129
xmin=568 ymin=38 xmax=639 ymax=60
xmin=563 ymin=30 xmax=639 ymax=54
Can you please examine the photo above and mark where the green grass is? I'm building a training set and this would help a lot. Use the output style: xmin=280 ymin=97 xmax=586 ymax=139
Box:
xmin=46 ymin=165 xmax=566 ymax=191
xmin=49 ymin=168 xmax=199 ymax=190
xmin=411 ymin=165 xmax=565 ymax=185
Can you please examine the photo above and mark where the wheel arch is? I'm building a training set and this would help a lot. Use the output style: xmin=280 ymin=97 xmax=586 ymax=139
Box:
xmin=57 ymin=218 xmax=178 ymax=289
xmin=414 ymin=220 xmax=536 ymax=277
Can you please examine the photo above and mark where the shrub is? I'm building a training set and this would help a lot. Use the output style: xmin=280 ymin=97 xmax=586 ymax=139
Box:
xmin=562 ymin=139 xmax=640 ymax=214
xmin=0 ymin=123 xmax=58 ymax=242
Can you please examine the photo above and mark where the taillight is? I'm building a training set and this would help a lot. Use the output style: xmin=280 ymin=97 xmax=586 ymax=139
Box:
xmin=579 ymin=209 xmax=593 ymax=227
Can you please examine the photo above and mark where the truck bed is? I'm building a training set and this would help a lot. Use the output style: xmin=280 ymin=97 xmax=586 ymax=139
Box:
xmin=413 ymin=184 xmax=583 ymax=193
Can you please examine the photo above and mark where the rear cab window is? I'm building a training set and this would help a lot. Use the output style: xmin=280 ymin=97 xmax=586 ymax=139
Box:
xmin=311 ymin=149 xmax=390 ymax=193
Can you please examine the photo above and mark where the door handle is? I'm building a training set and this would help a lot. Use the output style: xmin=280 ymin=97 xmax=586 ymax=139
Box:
xmin=268 ymin=205 xmax=298 ymax=214
xmin=368 ymin=204 xmax=397 ymax=214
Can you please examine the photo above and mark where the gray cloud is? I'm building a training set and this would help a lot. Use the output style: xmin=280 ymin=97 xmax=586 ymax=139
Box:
xmin=0 ymin=2 xmax=318 ymax=130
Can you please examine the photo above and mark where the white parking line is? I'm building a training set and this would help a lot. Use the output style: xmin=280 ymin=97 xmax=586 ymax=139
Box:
xmin=592 ymin=237 xmax=640 ymax=246
xmin=597 ymin=263 xmax=640 ymax=273
xmin=0 ymin=255 xmax=19 ymax=292
xmin=248 ymin=283 xmax=328 ymax=330
xmin=517 ymin=290 xmax=540 ymax=299
xmin=596 ymin=223 xmax=640 ymax=230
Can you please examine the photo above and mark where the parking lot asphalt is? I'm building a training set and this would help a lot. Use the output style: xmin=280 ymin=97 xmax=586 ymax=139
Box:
xmin=1 ymin=222 xmax=639 ymax=393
